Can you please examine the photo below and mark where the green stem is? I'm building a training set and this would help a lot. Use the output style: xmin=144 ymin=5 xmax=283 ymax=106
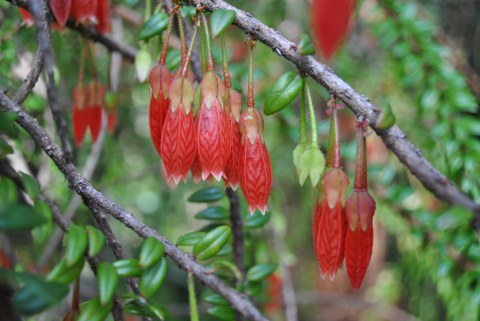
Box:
xmin=200 ymin=13 xmax=214 ymax=71
xmin=326 ymin=103 xmax=341 ymax=168
xmin=78 ymin=45 xmax=86 ymax=83
xmin=221 ymin=33 xmax=232 ymax=88
xmin=200 ymin=19 xmax=207 ymax=73
xmin=177 ymin=13 xmax=187 ymax=64
xmin=354 ymin=126 xmax=368 ymax=190
xmin=299 ymin=79 xmax=307 ymax=145
xmin=159 ymin=13 xmax=175 ymax=65
xmin=180 ymin=17 xmax=199 ymax=77
xmin=87 ymin=44 xmax=98 ymax=79
xmin=247 ymin=40 xmax=255 ymax=108
xmin=188 ymin=272 xmax=199 ymax=321
xmin=144 ymin=0 xmax=151 ymax=22
xmin=304 ymin=80 xmax=318 ymax=146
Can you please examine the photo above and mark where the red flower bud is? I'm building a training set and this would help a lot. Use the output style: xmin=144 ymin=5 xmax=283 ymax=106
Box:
xmin=223 ymin=115 xmax=241 ymax=190
xmin=95 ymin=0 xmax=110 ymax=34
xmin=19 ymin=8 xmax=34 ymax=27
xmin=312 ymin=105 xmax=349 ymax=279
xmin=72 ymin=83 xmax=89 ymax=146
xmin=87 ymin=80 xmax=104 ymax=143
xmin=50 ymin=0 xmax=72 ymax=27
xmin=239 ymin=108 xmax=272 ymax=214
xmin=161 ymin=75 xmax=196 ymax=184
xmin=149 ymin=64 xmax=171 ymax=156
xmin=197 ymin=71 xmax=231 ymax=181
xmin=344 ymin=125 xmax=376 ymax=289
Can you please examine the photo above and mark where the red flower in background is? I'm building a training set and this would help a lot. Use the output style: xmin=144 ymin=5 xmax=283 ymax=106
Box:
xmin=71 ymin=0 xmax=97 ymax=23
xmin=50 ymin=0 xmax=72 ymax=27
xmin=87 ymin=80 xmax=104 ymax=143
xmin=310 ymin=0 xmax=356 ymax=60
xmin=345 ymin=122 xmax=376 ymax=289
xmin=72 ymin=83 xmax=89 ymax=146
xmin=95 ymin=0 xmax=110 ymax=34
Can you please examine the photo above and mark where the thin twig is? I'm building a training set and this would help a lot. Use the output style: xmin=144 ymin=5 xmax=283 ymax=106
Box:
xmin=183 ymin=0 xmax=480 ymax=232
xmin=28 ymin=0 xmax=73 ymax=161
xmin=0 ymin=92 xmax=270 ymax=321
xmin=13 ymin=47 xmax=44 ymax=104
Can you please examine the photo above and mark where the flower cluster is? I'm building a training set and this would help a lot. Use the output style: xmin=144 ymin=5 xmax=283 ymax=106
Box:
xmin=148 ymin=10 xmax=272 ymax=214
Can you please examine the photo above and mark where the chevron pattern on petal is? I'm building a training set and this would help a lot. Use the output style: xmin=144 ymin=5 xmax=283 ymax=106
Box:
xmin=314 ymin=200 xmax=347 ymax=279
xmin=345 ymin=224 xmax=373 ymax=289
xmin=197 ymin=99 xmax=231 ymax=181
xmin=149 ymin=94 xmax=169 ymax=156
xmin=50 ymin=0 xmax=72 ymax=27
xmin=224 ymin=117 xmax=241 ymax=190
xmin=240 ymin=136 xmax=272 ymax=214
xmin=161 ymin=106 xmax=196 ymax=184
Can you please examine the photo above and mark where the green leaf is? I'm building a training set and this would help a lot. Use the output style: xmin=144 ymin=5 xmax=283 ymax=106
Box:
xmin=138 ymin=11 xmax=170 ymax=41
xmin=113 ymin=259 xmax=142 ymax=277
xmin=13 ymin=272 xmax=69 ymax=316
xmin=77 ymin=296 xmax=113 ymax=321
xmin=180 ymin=5 xmax=196 ymax=18
xmin=139 ymin=236 xmax=165 ymax=268
xmin=65 ymin=224 xmax=88 ymax=266
xmin=124 ymin=296 xmax=170 ymax=320
xmin=97 ymin=263 xmax=118 ymax=305
xmin=437 ymin=207 xmax=473 ymax=230
xmin=195 ymin=207 xmax=229 ymax=221
xmin=166 ymin=48 xmax=181 ymax=72
xmin=177 ymin=231 xmax=206 ymax=246
xmin=298 ymin=33 xmax=315 ymax=55
xmin=139 ymin=258 xmax=168 ymax=299
xmin=204 ymin=293 xmax=229 ymax=306
xmin=245 ymin=210 xmax=271 ymax=229
xmin=86 ymin=225 xmax=105 ymax=257
xmin=210 ymin=260 xmax=242 ymax=281
xmin=188 ymin=187 xmax=225 ymax=203
xmin=375 ymin=103 xmax=396 ymax=129
xmin=20 ymin=173 xmax=40 ymax=199
xmin=193 ymin=226 xmax=231 ymax=260
xmin=47 ymin=258 xmax=85 ymax=284
xmin=245 ymin=281 xmax=262 ymax=296
xmin=0 ymin=204 xmax=47 ymax=231
xmin=0 ymin=138 xmax=13 ymax=157
xmin=32 ymin=201 xmax=52 ymax=247
xmin=0 ymin=111 xmax=18 ymax=137
xmin=264 ymin=72 xmax=303 ymax=115
xmin=246 ymin=264 xmax=277 ymax=282
xmin=208 ymin=306 xmax=236 ymax=321
xmin=0 ymin=178 xmax=17 ymax=203
xmin=210 ymin=9 xmax=236 ymax=38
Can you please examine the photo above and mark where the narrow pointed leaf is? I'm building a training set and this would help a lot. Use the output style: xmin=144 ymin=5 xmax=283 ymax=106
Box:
xmin=177 ymin=231 xmax=206 ymax=246
xmin=193 ymin=226 xmax=231 ymax=260
xmin=195 ymin=207 xmax=229 ymax=221
xmin=246 ymin=264 xmax=277 ymax=282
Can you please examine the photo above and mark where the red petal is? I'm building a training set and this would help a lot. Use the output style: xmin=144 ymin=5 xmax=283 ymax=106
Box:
xmin=160 ymin=105 xmax=196 ymax=184
xmin=95 ymin=0 xmax=110 ymax=34
xmin=313 ymin=199 xmax=347 ymax=279
xmin=72 ymin=106 xmax=88 ymax=146
xmin=149 ymin=94 xmax=169 ymax=156
xmin=50 ymin=0 xmax=72 ymax=27
xmin=345 ymin=223 xmax=373 ymax=289
xmin=310 ymin=0 xmax=356 ymax=60
xmin=197 ymin=98 xmax=231 ymax=181
xmin=89 ymin=105 xmax=102 ymax=142
xmin=223 ymin=117 xmax=241 ymax=190
xmin=71 ymin=0 xmax=97 ymax=23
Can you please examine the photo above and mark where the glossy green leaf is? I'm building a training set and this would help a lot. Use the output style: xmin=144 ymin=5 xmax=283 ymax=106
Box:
xmin=204 ymin=293 xmax=229 ymax=306
xmin=97 ymin=263 xmax=118 ymax=305
xmin=77 ymin=296 xmax=112 ymax=321
xmin=298 ymin=33 xmax=315 ymax=55
xmin=245 ymin=281 xmax=262 ymax=296
xmin=210 ymin=9 xmax=236 ymax=38
xmin=193 ymin=226 xmax=231 ymax=260
xmin=245 ymin=210 xmax=271 ymax=229
xmin=195 ymin=206 xmax=229 ymax=221
xmin=139 ymin=258 xmax=168 ymax=299
xmin=188 ymin=187 xmax=225 ymax=203
xmin=210 ymin=260 xmax=242 ymax=281
xmin=47 ymin=258 xmax=85 ymax=284
xmin=65 ymin=224 xmax=88 ymax=266
xmin=177 ymin=231 xmax=206 ymax=246
xmin=139 ymin=236 xmax=165 ymax=268
xmin=166 ymin=48 xmax=181 ymax=72
xmin=138 ymin=11 xmax=169 ymax=41
xmin=113 ymin=259 xmax=142 ymax=277
xmin=437 ymin=207 xmax=473 ymax=230
xmin=0 ymin=178 xmax=17 ymax=203
xmin=0 ymin=204 xmax=46 ymax=231
xmin=264 ymin=72 xmax=303 ymax=115
xmin=86 ymin=225 xmax=105 ymax=257
xmin=246 ymin=263 xmax=277 ymax=282
xmin=376 ymin=103 xmax=396 ymax=129
xmin=20 ymin=173 xmax=40 ymax=199
xmin=208 ymin=306 xmax=236 ymax=321
xmin=0 ymin=111 xmax=18 ymax=137
xmin=124 ymin=296 xmax=170 ymax=320
xmin=13 ymin=272 xmax=68 ymax=316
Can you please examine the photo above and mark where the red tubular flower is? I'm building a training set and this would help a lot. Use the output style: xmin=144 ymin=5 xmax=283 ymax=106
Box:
xmin=149 ymin=14 xmax=174 ymax=157
xmin=72 ymin=83 xmax=89 ymax=146
xmin=95 ymin=0 xmax=110 ymax=34
xmin=197 ymin=71 xmax=231 ymax=181
xmin=239 ymin=107 xmax=272 ymax=214
xmin=88 ymin=80 xmax=104 ymax=143
xmin=50 ymin=0 xmax=72 ymax=27
xmin=313 ymin=105 xmax=349 ymax=279
xmin=71 ymin=0 xmax=97 ymax=23
xmin=345 ymin=123 xmax=376 ymax=289
xmin=223 ymin=86 xmax=242 ymax=190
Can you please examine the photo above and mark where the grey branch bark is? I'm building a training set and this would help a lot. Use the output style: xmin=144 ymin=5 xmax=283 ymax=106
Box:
xmin=13 ymin=48 xmax=44 ymax=104
xmin=0 ymin=92 xmax=270 ymax=321
xmin=184 ymin=0 xmax=480 ymax=232
xmin=28 ymin=0 xmax=73 ymax=161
